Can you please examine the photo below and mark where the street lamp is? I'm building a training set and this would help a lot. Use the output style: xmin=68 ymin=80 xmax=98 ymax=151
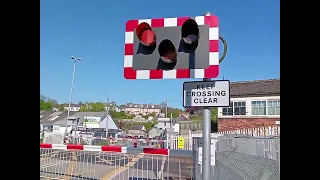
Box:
xmin=65 ymin=56 xmax=82 ymax=136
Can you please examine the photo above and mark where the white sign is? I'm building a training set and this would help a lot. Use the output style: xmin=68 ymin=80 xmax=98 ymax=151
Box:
xmin=183 ymin=80 xmax=230 ymax=107
xmin=198 ymin=139 xmax=217 ymax=166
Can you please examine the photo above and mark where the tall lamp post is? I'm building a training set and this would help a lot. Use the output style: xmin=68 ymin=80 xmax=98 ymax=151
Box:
xmin=65 ymin=56 xmax=82 ymax=136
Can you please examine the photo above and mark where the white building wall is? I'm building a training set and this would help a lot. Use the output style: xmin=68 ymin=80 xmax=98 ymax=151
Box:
xmin=218 ymin=96 xmax=280 ymax=118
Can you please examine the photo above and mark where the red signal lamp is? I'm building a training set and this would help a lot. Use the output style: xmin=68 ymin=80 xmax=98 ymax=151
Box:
xmin=136 ymin=22 xmax=156 ymax=46
xmin=133 ymin=141 xmax=138 ymax=147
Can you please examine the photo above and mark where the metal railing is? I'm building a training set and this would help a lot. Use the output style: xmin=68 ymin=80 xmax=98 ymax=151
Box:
xmin=192 ymin=136 xmax=280 ymax=180
xmin=40 ymin=144 xmax=193 ymax=180
xmin=40 ymin=136 xmax=280 ymax=180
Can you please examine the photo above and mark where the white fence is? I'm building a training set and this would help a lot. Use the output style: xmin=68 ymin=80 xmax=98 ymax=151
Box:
xmin=217 ymin=126 xmax=280 ymax=137
xmin=170 ymin=126 xmax=280 ymax=150
xmin=42 ymin=131 xmax=64 ymax=144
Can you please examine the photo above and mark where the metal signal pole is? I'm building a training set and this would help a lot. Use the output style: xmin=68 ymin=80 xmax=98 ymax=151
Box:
xmin=202 ymin=11 xmax=212 ymax=180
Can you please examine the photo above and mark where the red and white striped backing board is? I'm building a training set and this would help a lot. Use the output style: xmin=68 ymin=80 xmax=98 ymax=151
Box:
xmin=40 ymin=144 xmax=169 ymax=155
xmin=124 ymin=15 xmax=219 ymax=80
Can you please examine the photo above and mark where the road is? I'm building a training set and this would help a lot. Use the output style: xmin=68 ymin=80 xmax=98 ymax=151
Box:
xmin=111 ymin=155 xmax=193 ymax=180
xmin=40 ymin=150 xmax=192 ymax=180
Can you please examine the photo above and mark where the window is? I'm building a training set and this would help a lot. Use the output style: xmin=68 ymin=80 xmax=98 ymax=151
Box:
xmin=222 ymin=101 xmax=246 ymax=116
xmin=222 ymin=102 xmax=233 ymax=116
xmin=234 ymin=102 xmax=246 ymax=115
xmin=268 ymin=100 xmax=280 ymax=115
xmin=252 ymin=101 xmax=266 ymax=115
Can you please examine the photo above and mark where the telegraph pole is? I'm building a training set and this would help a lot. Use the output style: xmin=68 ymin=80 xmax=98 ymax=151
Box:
xmin=170 ymin=113 xmax=173 ymax=149
xmin=165 ymin=98 xmax=168 ymax=118
xmin=106 ymin=98 xmax=109 ymax=138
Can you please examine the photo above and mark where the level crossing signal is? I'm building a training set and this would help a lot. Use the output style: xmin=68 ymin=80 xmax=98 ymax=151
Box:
xmin=124 ymin=15 xmax=220 ymax=80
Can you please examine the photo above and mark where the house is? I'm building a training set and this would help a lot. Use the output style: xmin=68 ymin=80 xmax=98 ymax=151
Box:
xmin=104 ymin=101 xmax=121 ymax=112
xmin=63 ymin=104 xmax=82 ymax=112
xmin=40 ymin=111 xmax=119 ymax=136
xmin=118 ymin=105 xmax=126 ymax=112
xmin=156 ymin=117 xmax=180 ymax=134
xmin=40 ymin=111 xmax=77 ymax=133
xmin=177 ymin=115 xmax=203 ymax=135
xmin=217 ymin=78 xmax=280 ymax=131
xmin=76 ymin=112 xmax=118 ymax=129
xmin=126 ymin=125 xmax=146 ymax=137
xmin=148 ymin=127 xmax=165 ymax=138
xmin=121 ymin=103 xmax=161 ymax=115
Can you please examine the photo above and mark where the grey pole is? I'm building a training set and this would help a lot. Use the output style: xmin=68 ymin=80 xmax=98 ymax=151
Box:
xmin=106 ymin=98 xmax=109 ymax=138
xmin=170 ymin=113 xmax=173 ymax=149
xmin=202 ymin=11 xmax=213 ymax=180
xmin=65 ymin=56 xmax=82 ymax=136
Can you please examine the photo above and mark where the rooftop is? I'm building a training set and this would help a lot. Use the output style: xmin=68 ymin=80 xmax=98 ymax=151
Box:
xmin=125 ymin=103 xmax=161 ymax=109
xmin=230 ymin=78 xmax=280 ymax=97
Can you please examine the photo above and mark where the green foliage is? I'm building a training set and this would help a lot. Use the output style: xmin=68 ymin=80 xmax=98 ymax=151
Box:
xmin=142 ymin=121 xmax=157 ymax=132
xmin=167 ymin=108 xmax=182 ymax=118
xmin=109 ymin=110 xmax=134 ymax=119
xmin=40 ymin=96 xmax=55 ymax=111
xmin=110 ymin=111 xmax=125 ymax=119
xmin=58 ymin=105 xmax=65 ymax=111
xmin=127 ymin=121 xmax=157 ymax=132
xmin=142 ymin=112 xmax=157 ymax=119
xmin=94 ymin=140 xmax=110 ymax=146
xmin=188 ymin=108 xmax=217 ymax=122
xmin=211 ymin=107 xmax=218 ymax=123
xmin=79 ymin=102 xmax=106 ymax=112
xmin=40 ymin=99 xmax=53 ymax=111
xmin=190 ymin=115 xmax=202 ymax=121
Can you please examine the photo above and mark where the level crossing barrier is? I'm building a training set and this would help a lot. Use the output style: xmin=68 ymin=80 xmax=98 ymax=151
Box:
xmin=66 ymin=137 xmax=168 ymax=149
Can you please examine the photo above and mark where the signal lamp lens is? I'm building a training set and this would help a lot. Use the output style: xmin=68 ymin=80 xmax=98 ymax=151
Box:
xmin=158 ymin=39 xmax=177 ymax=63
xmin=136 ymin=22 xmax=156 ymax=46
xmin=181 ymin=19 xmax=199 ymax=45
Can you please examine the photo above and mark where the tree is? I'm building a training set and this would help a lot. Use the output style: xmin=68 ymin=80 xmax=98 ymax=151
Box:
xmin=143 ymin=112 xmax=157 ymax=119
xmin=142 ymin=121 xmax=157 ymax=132
xmin=167 ymin=108 xmax=181 ymax=118
xmin=58 ymin=104 xmax=65 ymax=111
xmin=40 ymin=99 xmax=53 ymax=111
xmin=109 ymin=111 xmax=125 ymax=119
xmin=109 ymin=110 xmax=134 ymax=119
xmin=211 ymin=108 xmax=218 ymax=123
xmin=79 ymin=102 xmax=106 ymax=112
xmin=40 ymin=95 xmax=57 ymax=111
xmin=210 ymin=107 xmax=218 ymax=132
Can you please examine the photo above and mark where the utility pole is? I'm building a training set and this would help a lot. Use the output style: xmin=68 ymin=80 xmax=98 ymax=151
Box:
xmin=170 ymin=113 xmax=173 ymax=149
xmin=65 ymin=56 xmax=82 ymax=136
xmin=106 ymin=98 xmax=109 ymax=138
xmin=165 ymin=98 xmax=168 ymax=118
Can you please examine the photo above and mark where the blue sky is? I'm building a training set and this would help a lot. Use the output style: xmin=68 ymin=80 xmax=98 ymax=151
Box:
xmin=40 ymin=0 xmax=279 ymax=108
